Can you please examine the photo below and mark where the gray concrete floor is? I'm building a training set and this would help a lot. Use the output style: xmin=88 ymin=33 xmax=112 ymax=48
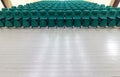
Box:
xmin=0 ymin=29 xmax=120 ymax=77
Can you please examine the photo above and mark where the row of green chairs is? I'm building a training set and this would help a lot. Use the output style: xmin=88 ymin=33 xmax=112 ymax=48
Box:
xmin=0 ymin=9 xmax=120 ymax=28
xmin=0 ymin=1 xmax=120 ymax=28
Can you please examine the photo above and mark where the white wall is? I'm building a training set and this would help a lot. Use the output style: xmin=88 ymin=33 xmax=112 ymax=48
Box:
xmin=11 ymin=0 xmax=39 ymax=6
xmin=0 ymin=0 xmax=39 ymax=10
xmin=87 ymin=0 xmax=111 ymax=6
xmin=90 ymin=0 xmax=120 ymax=7
xmin=0 ymin=1 xmax=4 ymax=10
xmin=118 ymin=2 xmax=120 ymax=7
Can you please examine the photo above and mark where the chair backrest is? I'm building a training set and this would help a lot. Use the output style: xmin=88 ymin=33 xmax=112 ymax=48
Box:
xmin=14 ymin=11 xmax=22 ymax=19
xmin=82 ymin=10 xmax=90 ymax=18
xmin=22 ymin=10 xmax=30 ymax=18
xmin=0 ymin=11 xmax=4 ymax=19
xmin=91 ymin=10 xmax=99 ymax=18
xmin=108 ymin=10 xmax=117 ymax=18
xmin=99 ymin=10 xmax=108 ymax=18
xmin=5 ymin=10 xmax=13 ymax=19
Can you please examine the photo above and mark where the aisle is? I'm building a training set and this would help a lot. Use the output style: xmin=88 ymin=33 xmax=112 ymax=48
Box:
xmin=0 ymin=29 xmax=120 ymax=77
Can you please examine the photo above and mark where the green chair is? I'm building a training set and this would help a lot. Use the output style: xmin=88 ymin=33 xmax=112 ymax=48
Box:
xmin=107 ymin=10 xmax=117 ymax=27
xmin=22 ymin=10 xmax=31 ymax=28
xmin=31 ymin=10 xmax=39 ymax=28
xmin=82 ymin=10 xmax=90 ymax=27
xmin=65 ymin=10 xmax=73 ymax=27
xmin=14 ymin=10 xmax=22 ymax=28
xmin=56 ymin=10 xmax=64 ymax=27
xmin=5 ymin=10 xmax=13 ymax=28
xmin=99 ymin=10 xmax=108 ymax=27
xmin=116 ymin=10 xmax=120 ymax=26
xmin=48 ymin=10 xmax=56 ymax=27
xmin=73 ymin=10 xmax=81 ymax=27
xmin=39 ymin=10 xmax=47 ymax=27
xmin=0 ymin=11 xmax=5 ymax=27
xmin=90 ymin=10 xmax=99 ymax=27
